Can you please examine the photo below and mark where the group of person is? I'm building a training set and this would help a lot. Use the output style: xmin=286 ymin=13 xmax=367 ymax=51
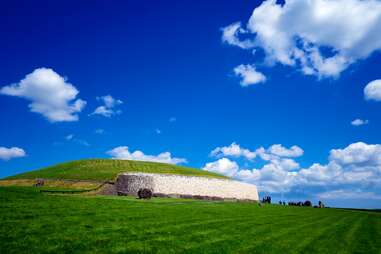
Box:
xmin=260 ymin=196 xmax=325 ymax=208
xmin=261 ymin=196 xmax=272 ymax=204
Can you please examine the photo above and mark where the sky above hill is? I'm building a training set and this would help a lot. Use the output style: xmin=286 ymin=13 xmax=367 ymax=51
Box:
xmin=1 ymin=0 xmax=381 ymax=209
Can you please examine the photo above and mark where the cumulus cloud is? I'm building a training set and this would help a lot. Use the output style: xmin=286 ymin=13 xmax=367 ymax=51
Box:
xmin=0 ymin=147 xmax=26 ymax=160
xmin=206 ymin=143 xmax=302 ymax=192
xmin=351 ymin=119 xmax=369 ymax=126
xmin=204 ymin=142 xmax=381 ymax=200
xmin=329 ymin=142 xmax=381 ymax=166
xmin=267 ymin=144 xmax=304 ymax=158
xmin=91 ymin=95 xmax=122 ymax=117
xmin=364 ymin=79 xmax=381 ymax=101
xmin=222 ymin=0 xmax=381 ymax=78
xmin=233 ymin=64 xmax=266 ymax=86
xmin=263 ymin=142 xmax=381 ymax=193
xmin=107 ymin=146 xmax=187 ymax=165
xmin=211 ymin=142 xmax=256 ymax=160
xmin=232 ymin=156 xmax=300 ymax=193
xmin=210 ymin=143 xmax=303 ymax=162
xmin=202 ymin=158 xmax=239 ymax=177
xmin=236 ymin=161 xmax=298 ymax=193
xmin=255 ymin=144 xmax=304 ymax=161
xmin=0 ymin=68 xmax=86 ymax=122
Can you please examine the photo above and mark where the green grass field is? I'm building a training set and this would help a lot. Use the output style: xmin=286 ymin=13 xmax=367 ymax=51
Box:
xmin=1 ymin=186 xmax=380 ymax=254
xmin=5 ymin=159 xmax=228 ymax=181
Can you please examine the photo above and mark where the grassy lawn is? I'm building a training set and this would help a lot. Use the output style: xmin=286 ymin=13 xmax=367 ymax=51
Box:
xmin=4 ymin=159 xmax=227 ymax=181
xmin=1 ymin=187 xmax=380 ymax=254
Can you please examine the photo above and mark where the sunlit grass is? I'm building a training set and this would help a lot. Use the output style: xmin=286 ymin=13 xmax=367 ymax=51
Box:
xmin=1 ymin=187 xmax=380 ymax=253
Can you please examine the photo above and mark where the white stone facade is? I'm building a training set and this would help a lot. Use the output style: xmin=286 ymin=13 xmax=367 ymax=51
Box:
xmin=116 ymin=173 xmax=259 ymax=201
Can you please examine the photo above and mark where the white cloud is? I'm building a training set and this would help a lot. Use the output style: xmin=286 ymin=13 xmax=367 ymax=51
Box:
xmin=202 ymin=158 xmax=239 ymax=177
xmin=155 ymin=129 xmax=162 ymax=134
xmin=107 ymin=146 xmax=187 ymax=165
xmin=329 ymin=142 xmax=381 ymax=166
xmin=351 ymin=119 xmax=369 ymax=126
xmin=206 ymin=143 xmax=302 ymax=192
xmin=210 ymin=143 xmax=303 ymax=161
xmin=283 ymin=142 xmax=381 ymax=191
xmin=364 ymin=79 xmax=381 ymax=101
xmin=255 ymin=144 xmax=304 ymax=161
xmin=267 ymin=144 xmax=304 ymax=158
xmin=0 ymin=68 xmax=86 ymax=122
xmin=223 ymin=0 xmax=381 ymax=78
xmin=205 ymin=142 xmax=381 ymax=199
xmin=221 ymin=22 xmax=255 ymax=49
xmin=295 ymin=163 xmax=342 ymax=187
xmin=92 ymin=106 xmax=114 ymax=117
xmin=210 ymin=142 xmax=256 ymax=160
xmin=0 ymin=147 xmax=26 ymax=161
xmin=273 ymin=158 xmax=300 ymax=171
xmin=91 ymin=95 xmax=122 ymax=117
xmin=101 ymin=95 xmax=122 ymax=108
xmin=233 ymin=64 xmax=266 ymax=86
xmin=169 ymin=117 xmax=176 ymax=123
xmin=236 ymin=160 xmax=298 ymax=193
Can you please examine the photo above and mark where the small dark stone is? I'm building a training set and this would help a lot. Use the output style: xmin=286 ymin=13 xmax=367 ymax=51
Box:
xmin=153 ymin=193 xmax=168 ymax=198
xmin=210 ymin=196 xmax=224 ymax=201
xmin=117 ymin=191 xmax=128 ymax=196
xmin=179 ymin=194 xmax=193 ymax=199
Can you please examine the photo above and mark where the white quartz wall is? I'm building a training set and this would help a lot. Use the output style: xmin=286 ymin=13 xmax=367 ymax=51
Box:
xmin=117 ymin=173 xmax=259 ymax=201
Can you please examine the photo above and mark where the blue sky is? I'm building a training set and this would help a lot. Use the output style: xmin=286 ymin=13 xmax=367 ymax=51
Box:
xmin=1 ymin=0 xmax=381 ymax=209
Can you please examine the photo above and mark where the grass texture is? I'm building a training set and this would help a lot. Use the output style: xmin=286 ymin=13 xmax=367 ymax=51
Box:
xmin=1 ymin=186 xmax=380 ymax=254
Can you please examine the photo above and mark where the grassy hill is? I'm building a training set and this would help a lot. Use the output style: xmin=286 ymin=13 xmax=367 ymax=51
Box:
xmin=1 ymin=186 xmax=380 ymax=253
xmin=5 ymin=159 xmax=228 ymax=181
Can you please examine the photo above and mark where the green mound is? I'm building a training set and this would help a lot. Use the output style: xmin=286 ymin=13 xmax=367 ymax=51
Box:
xmin=5 ymin=159 xmax=227 ymax=181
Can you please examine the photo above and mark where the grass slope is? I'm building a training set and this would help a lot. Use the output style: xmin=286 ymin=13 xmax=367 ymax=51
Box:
xmin=5 ymin=159 xmax=227 ymax=181
xmin=1 ymin=186 xmax=380 ymax=254
xmin=0 ymin=179 xmax=100 ymax=191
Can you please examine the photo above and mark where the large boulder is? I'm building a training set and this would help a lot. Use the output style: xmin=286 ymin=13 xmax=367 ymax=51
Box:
xmin=138 ymin=188 xmax=152 ymax=199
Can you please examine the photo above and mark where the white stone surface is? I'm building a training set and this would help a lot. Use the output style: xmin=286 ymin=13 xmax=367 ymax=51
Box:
xmin=117 ymin=173 xmax=259 ymax=201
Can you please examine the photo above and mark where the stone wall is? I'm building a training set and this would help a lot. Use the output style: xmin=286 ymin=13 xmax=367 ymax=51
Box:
xmin=116 ymin=174 xmax=154 ymax=194
xmin=116 ymin=173 xmax=259 ymax=201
